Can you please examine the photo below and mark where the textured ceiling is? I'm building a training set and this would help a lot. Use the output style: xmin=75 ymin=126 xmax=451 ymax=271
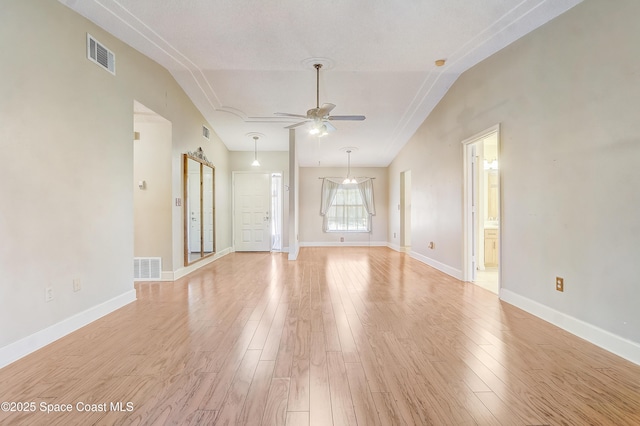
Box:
xmin=60 ymin=0 xmax=582 ymax=167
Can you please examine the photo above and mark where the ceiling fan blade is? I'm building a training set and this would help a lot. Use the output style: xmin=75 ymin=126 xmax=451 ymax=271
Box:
xmin=317 ymin=103 xmax=336 ymax=117
xmin=285 ymin=121 xmax=308 ymax=129
xmin=275 ymin=112 xmax=309 ymax=119
xmin=328 ymin=115 xmax=366 ymax=121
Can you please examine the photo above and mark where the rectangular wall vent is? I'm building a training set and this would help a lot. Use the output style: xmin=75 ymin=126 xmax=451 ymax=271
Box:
xmin=134 ymin=257 xmax=161 ymax=281
xmin=87 ymin=33 xmax=115 ymax=75
xmin=202 ymin=125 xmax=210 ymax=139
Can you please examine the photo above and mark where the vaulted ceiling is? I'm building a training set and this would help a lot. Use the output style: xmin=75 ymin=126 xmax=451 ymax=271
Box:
xmin=60 ymin=0 xmax=582 ymax=166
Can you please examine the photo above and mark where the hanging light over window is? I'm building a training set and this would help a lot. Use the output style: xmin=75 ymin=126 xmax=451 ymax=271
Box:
xmin=343 ymin=150 xmax=357 ymax=184
xmin=251 ymin=136 xmax=260 ymax=167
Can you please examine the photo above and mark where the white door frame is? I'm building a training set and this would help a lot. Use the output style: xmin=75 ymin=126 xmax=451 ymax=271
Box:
xmin=462 ymin=124 xmax=501 ymax=286
xmin=270 ymin=172 xmax=284 ymax=252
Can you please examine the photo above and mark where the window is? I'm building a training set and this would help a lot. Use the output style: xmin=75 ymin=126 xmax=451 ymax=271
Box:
xmin=320 ymin=178 xmax=375 ymax=233
xmin=325 ymin=184 xmax=370 ymax=232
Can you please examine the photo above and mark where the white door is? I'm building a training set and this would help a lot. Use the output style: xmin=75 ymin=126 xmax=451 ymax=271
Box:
xmin=234 ymin=173 xmax=271 ymax=251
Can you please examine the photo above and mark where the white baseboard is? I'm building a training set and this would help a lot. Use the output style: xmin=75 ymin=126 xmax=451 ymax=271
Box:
xmin=409 ymin=250 xmax=463 ymax=280
xmin=299 ymin=241 xmax=388 ymax=248
xmin=501 ymin=289 xmax=640 ymax=366
xmin=172 ymin=247 xmax=232 ymax=281
xmin=0 ymin=290 xmax=137 ymax=369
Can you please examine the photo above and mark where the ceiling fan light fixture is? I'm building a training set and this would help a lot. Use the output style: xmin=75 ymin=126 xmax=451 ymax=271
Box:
xmin=310 ymin=122 xmax=329 ymax=137
xmin=276 ymin=61 xmax=365 ymax=134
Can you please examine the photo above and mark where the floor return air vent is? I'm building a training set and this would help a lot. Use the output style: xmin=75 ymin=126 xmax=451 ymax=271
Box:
xmin=134 ymin=257 xmax=161 ymax=280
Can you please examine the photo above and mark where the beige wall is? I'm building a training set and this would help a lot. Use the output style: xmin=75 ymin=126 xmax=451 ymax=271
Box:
xmin=133 ymin=118 xmax=172 ymax=270
xmin=299 ymin=167 xmax=388 ymax=245
xmin=389 ymin=0 xmax=640 ymax=345
xmin=0 ymin=0 xmax=231 ymax=353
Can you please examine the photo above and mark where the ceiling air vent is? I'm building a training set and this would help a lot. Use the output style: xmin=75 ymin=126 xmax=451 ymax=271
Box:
xmin=87 ymin=33 xmax=115 ymax=75
xmin=202 ymin=125 xmax=210 ymax=140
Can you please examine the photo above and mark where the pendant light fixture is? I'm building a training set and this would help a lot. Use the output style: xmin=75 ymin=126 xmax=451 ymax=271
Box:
xmin=343 ymin=150 xmax=357 ymax=184
xmin=251 ymin=136 xmax=260 ymax=167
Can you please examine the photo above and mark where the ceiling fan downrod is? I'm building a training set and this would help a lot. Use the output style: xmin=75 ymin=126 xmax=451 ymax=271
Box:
xmin=314 ymin=63 xmax=322 ymax=109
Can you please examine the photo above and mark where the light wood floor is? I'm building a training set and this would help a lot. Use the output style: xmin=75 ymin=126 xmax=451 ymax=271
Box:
xmin=2 ymin=247 xmax=640 ymax=425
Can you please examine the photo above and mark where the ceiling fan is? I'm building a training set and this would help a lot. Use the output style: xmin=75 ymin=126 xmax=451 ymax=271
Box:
xmin=275 ymin=64 xmax=366 ymax=136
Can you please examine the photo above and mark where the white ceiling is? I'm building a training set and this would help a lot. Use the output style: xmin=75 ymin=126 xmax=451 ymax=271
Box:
xmin=61 ymin=0 xmax=581 ymax=167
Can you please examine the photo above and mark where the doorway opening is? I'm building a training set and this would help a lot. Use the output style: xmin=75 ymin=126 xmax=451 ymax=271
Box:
xmin=462 ymin=125 xmax=500 ymax=294
xmin=133 ymin=101 xmax=172 ymax=276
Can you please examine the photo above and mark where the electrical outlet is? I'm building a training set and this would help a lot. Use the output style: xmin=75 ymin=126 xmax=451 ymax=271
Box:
xmin=73 ymin=278 xmax=81 ymax=292
xmin=556 ymin=277 xmax=564 ymax=292
xmin=393 ymin=232 xmax=397 ymax=238
xmin=340 ymin=237 xmax=344 ymax=242
xmin=428 ymin=241 xmax=435 ymax=249
xmin=45 ymin=287 xmax=54 ymax=302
